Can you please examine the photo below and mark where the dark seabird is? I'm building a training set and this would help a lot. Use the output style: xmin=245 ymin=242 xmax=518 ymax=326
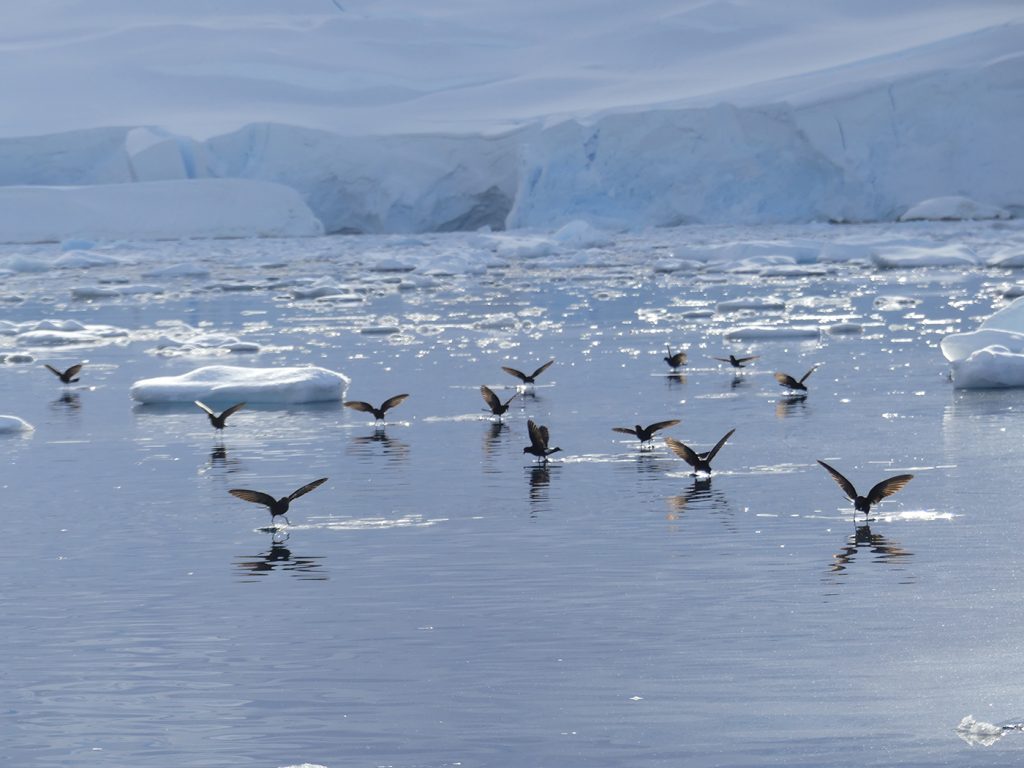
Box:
xmin=817 ymin=460 xmax=914 ymax=515
xmin=44 ymin=363 xmax=83 ymax=384
xmin=713 ymin=354 xmax=759 ymax=369
xmin=195 ymin=400 xmax=246 ymax=430
xmin=229 ymin=477 xmax=328 ymax=525
xmin=664 ymin=347 xmax=687 ymax=370
xmin=480 ymin=385 xmax=518 ymax=420
xmin=502 ymin=359 xmax=554 ymax=385
xmin=523 ymin=419 xmax=561 ymax=463
xmin=774 ymin=366 xmax=818 ymax=392
xmin=612 ymin=419 xmax=680 ymax=447
xmin=344 ymin=394 xmax=410 ymax=421
xmin=664 ymin=429 xmax=735 ymax=474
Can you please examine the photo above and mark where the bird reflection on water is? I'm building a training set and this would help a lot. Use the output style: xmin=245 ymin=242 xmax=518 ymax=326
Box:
xmin=234 ymin=538 xmax=327 ymax=581
xmin=829 ymin=522 xmax=913 ymax=577
xmin=346 ymin=428 xmax=410 ymax=464
xmin=775 ymin=394 xmax=808 ymax=419
xmin=50 ymin=391 xmax=81 ymax=411
xmin=527 ymin=464 xmax=557 ymax=516
xmin=666 ymin=477 xmax=735 ymax=530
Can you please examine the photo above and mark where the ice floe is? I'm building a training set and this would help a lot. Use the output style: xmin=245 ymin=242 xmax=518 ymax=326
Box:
xmin=130 ymin=365 xmax=350 ymax=404
xmin=0 ymin=415 xmax=34 ymax=433
xmin=151 ymin=328 xmax=262 ymax=357
xmin=8 ymin=319 xmax=130 ymax=347
xmin=723 ymin=325 xmax=821 ymax=341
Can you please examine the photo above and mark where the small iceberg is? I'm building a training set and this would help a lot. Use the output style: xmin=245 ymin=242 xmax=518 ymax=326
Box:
xmin=0 ymin=415 xmax=34 ymax=433
xmin=723 ymin=325 xmax=820 ymax=341
xmin=900 ymin=196 xmax=1011 ymax=222
xmin=871 ymin=243 xmax=978 ymax=269
xmin=956 ymin=715 xmax=1017 ymax=748
xmin=942 ymin=296 xmax=1024 ymax=388
xmin=130 ymin=365 xmax=350 ymax=404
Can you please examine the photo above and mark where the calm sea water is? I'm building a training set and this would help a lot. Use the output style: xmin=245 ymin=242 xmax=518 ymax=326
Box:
xmin=3 ymin=226 xmax=1024 ymax=767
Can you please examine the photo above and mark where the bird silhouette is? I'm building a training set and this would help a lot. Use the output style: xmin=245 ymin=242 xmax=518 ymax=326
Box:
xmin=229 ymin=477 xmax=328 ymax=525
xmin=664 ymin=347 xmax=687 ymax=370
xmin=480 ymin=385 xmax=518 ymax=420
xmin=344 ymin=394 xmax=409 ymax=421
xmin=817 ymin=460 xmax=914 ymax=515
xmin=664 ymin=429 xmax=735 ymax=474
xmin=44 ymin=363 xmax=83 ymax=384
xmin=612 ymin=419 xmax=680 ymax=447
xmin=713 ymin=354 xmax=759 ymax=368
xmin=774 ymin=366 xmax=818 ymax=391
xmin=523 ymin=419 xmax=561 ymax=463
xmin=502 ymin=359 xmax=554 ymax=385
xmin=195 ymin=400 xmax=246 ymax=430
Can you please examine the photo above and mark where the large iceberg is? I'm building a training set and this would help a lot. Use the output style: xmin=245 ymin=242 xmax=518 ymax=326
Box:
xmin=130 ymin=365 xmax=350 ymax=404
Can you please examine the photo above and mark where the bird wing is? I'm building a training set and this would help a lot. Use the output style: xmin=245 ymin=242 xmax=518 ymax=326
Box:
xmin=798 ymin=366 xmax=818 ymax=384
xmin=229 ymin=489 xmax=276 ymax=508
xmin=502 ymin=366 xmax=528 ymax=382
xmin=704 ymin=428 xmax=736 ymax=462
xmin=527 ymin=419 xmax=547 ymax=450
xmin=711 ymin=357 xmax=731 ymax=363
xmin=63 ymin=363 xmax=83 ymax=379
xmin=219 ymin=402 xmax=247 ymax=420
xmin=480 ymin=385 xmax=501 ymax=410
xmin=44 ymin=364 xmax=62 ymax=378
xmin=539 ymin=425 xmax=552 ymax=449
xmin=344 ymin=401 xmax=375 ymax=413
xmin=288 ymin=477 xmax=329 ymax=501
xmin=774 ymin=372 xmax=800 ymax=388
xmin=735 ymin=356 xmax=759 ymax=364
xmin=646 ymin=419 xmax=681 ymax=435
xmin=194 ymin=400 xmax=216 ymax=416
xmin=612 ymin=427 xmax=638 ymax=436
xmin=671 ymin=352 xmax=688 ymax=364
xmin=502 ymin=391 xmax=519 ymax=407
xmin=865 ymin=474 xmax=914 ymax=505
xmin=529 ymin=359 xmax=555 ymax=379
xmin=816 ymin=460 xmax=857 ymax=502
xmin=664 ymin=437 xmax=700 ymax=468
xmin=380 ymin=394 xmax=410 ymax=413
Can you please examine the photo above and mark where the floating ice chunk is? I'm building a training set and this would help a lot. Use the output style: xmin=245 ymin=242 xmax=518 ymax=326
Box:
xmin=652 ymin=258 xmax=702 ymax=273
xmin=71 ymin=285 xmax=121 ymax=300
xmin=368 ymin=258 xmax=415 ymax=273
xmin=874 ymin=295 xmax=920 ymax=310
xmin=61 ymin=238 xmax=96 ymax=251
xmin=1002 ymin=284 xmax=1024 ymax=299
xmin=0 ymin=415 xmax=34 ymax=433
xmin=0 ymin=255 xmax=49 ymax=273
xmin=683 ymin=309 xmax=715 ymax=319
xmin=956 ymin=715 xmax=1006 ymax=747
xmin=942 ymin=296 xmax=1024 ymax=376
xmin=685 ymin=242 xmax=820 ymax=264
xmin=153 ymin=330 xmax=261 ymax=356
xmin=54 ymin=251 xmax=128 ymax=269
xmin=716 ymin=297 xmax=786 ymax=312
xmin=828 ymin=322 xmax=862 ymax=334
xmin=16 ymin=319 xmax=128 ymax=346
xmin=494 ymin=236 xmax=554 ymax=259
xmin=900 ymin=196 xmax=1011 ymax=222
xmin=130 ymin=365 xmax=349 ymax=404
xmin=988 ymin=248 xmax=1024 ymax=268
xmin=142 ymin=262 xmax=211 ymax=279
xmin=0 ymin=353 xmax=34 ymax=363
xmin=723 ymin=325 xmax=820 ymax=340
xmin=758 ymin=264 xmax=830 ymax=277
xmin=871 ymin=244 xmax=978 ymax=268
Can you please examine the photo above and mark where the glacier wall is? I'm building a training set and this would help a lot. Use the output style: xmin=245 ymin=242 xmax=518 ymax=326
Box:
xmin=0 ymin=55 xmax=1021 ymax=236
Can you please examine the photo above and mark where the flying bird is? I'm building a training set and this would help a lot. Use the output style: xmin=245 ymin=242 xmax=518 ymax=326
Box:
xmin=344 ymin=394 xmax=409 ymax=422
xmin=523 ymin=419 xmax=561 ymax=462
xmin=480 ymin=385 xmax=518 ymax=421
xmin=664 ymin=347 xmax=687 ymax=370
xmin=229 ymin=477 xmax=328 ymax=526
xmin=195 ymin=400 xmax=246 ymax=430
xmin=713 ymin=354 xmax=759 ymax=369
xmin=774 ymin=366 xmax=818 ymax=392
xmin=502 ymin=359 xmax=554 ymax=385
xmin=665 ymin=429 xmax=735 ymax=474
xmin=817 ymin=460 xmax=914 ymax=515
xmin=612 ymin=419 xmax=680 ymax=447
xmin=44 ymin=363 xmax=83 ymax=384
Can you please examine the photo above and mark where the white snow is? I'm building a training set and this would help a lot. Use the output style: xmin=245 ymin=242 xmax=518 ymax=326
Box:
xmin=899 ymin=196 xmax=1011 ymax=222
xmin=130 ymin=365 xmax=350 ymax=404
xmin=942 ymin=295 xmax=1024 ymax=388
xmin=0 ymin=3 xmax=1022 ymax=237
xmin=0 ymin=415 xmax=34 ymax=434
xmin=0 ymin=180 xmax=323 ymax=243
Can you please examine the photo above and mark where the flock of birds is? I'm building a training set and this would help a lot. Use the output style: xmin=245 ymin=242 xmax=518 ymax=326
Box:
xmin=42 ymin=350 xmax=914 ymax=526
